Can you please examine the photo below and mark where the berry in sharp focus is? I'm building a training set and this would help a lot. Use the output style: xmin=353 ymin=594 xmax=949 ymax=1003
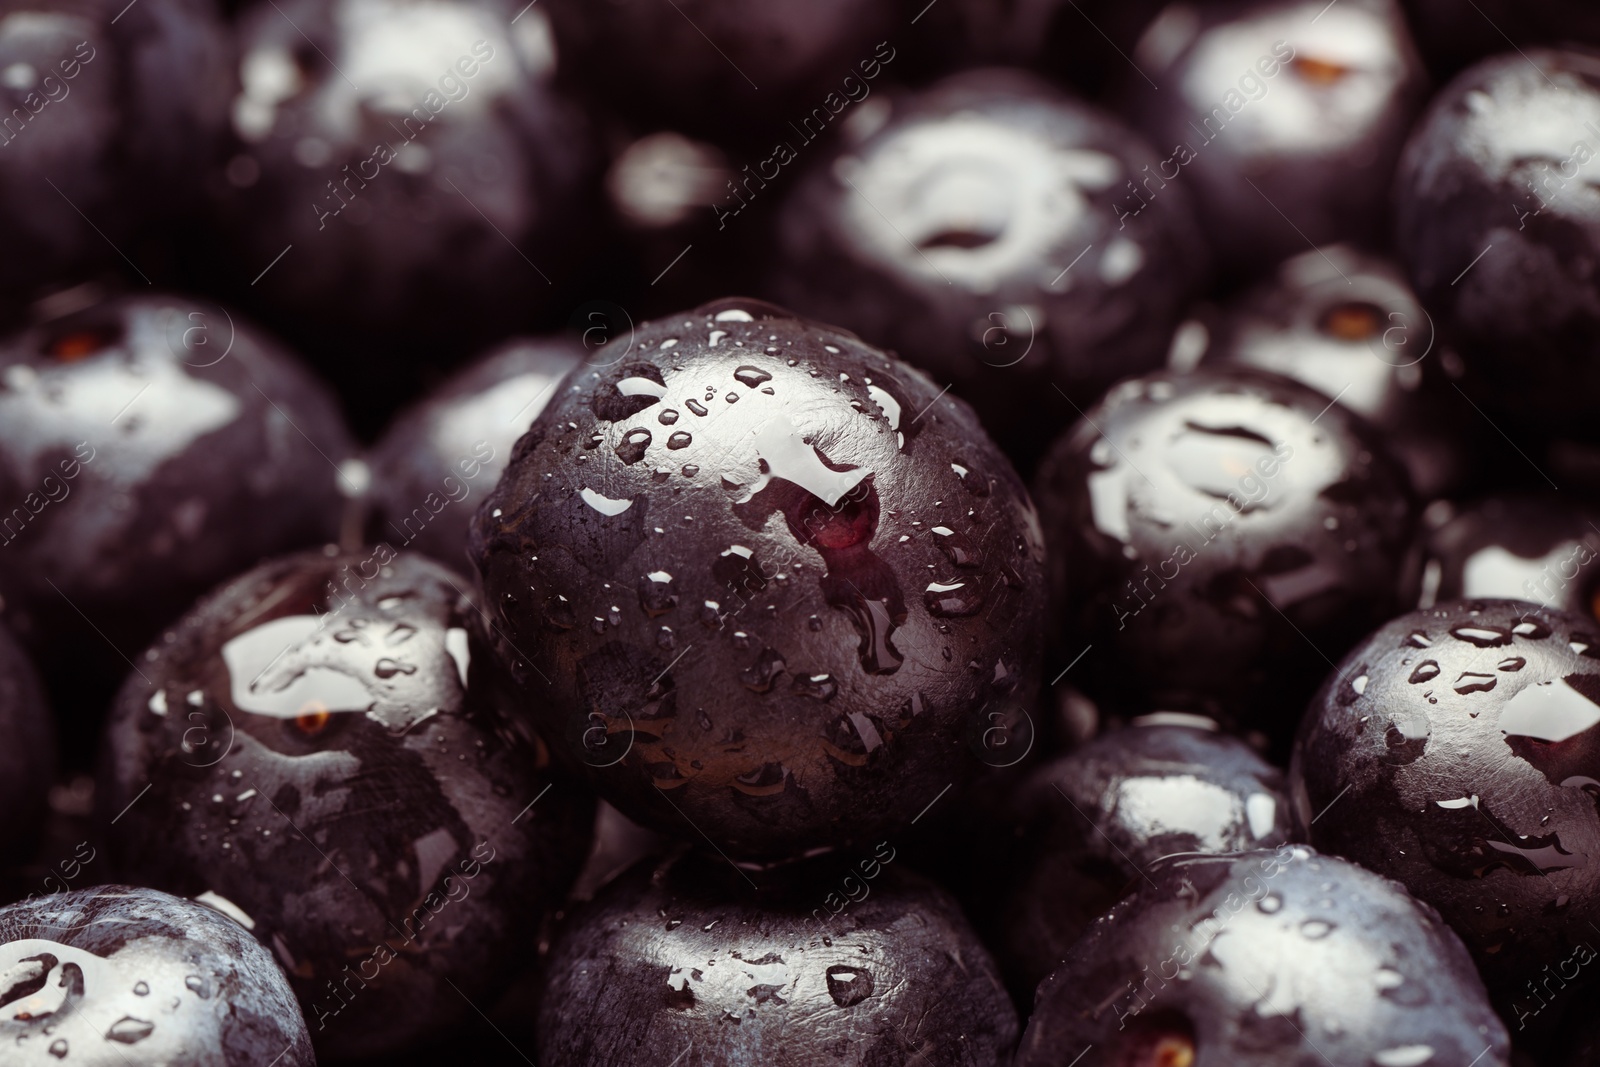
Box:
xmin=471 ymin=297 xmax=1048 ymax=860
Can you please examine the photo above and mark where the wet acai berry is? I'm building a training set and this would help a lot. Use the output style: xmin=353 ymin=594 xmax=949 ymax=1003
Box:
xmin=0 ymin=294 xmax=355 ymax=708
xmin=1016 ymin=847 xmax=1509 ymax=1067
xmin=1033 ymin=365 xmax=1417 ymax=738
xmin=471 ymin=297 xmax=1048 ymax=860
xmin=98 ymin=548 xmax=594 ymax=1060
xmin=1403 ymin=0 xmax=1600 ymax=83
xmin=1193 ymin=243 xmax=1470 ymax=499
xmin=1123 ymin=0 xmax=1428 ymax=277
xmin=772 ymin=69 xmax=1207 ymax=468
xmin=1395 ymin=49 xmax=1600 ymax=438
xmin=0 ymin=884 xmax=313 ymax=1065
xmin=1417 ymin=496 xmax=1600 ymax=616
xmin=1293 ymin=599 xmax=1600 ymax=1031
xmin=991 ymin=714 xmax=1290 ymax=997
xmin=365 ymin=335 xmax=582 ymax=568
xmin=536 ymin=848 xmax=1018 ymax=1067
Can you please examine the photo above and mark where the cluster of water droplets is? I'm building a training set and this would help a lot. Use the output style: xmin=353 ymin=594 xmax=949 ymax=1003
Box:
xmin=1344 ymin=612 xmax=1600 ymax=878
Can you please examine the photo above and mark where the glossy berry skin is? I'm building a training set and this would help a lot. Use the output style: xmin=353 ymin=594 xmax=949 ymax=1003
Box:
xmin=99 ymin=549 xmax=594 ymax=1061
xmin=1033 ymin=366 xmax=1417 ymax=736
xmin=471 ymin=298 xmax=1048 ymax=860
xmin=994 ymin=716 xmax=1290 ymax=997
xmin=366 ymin=336 xmax=582 ymax=568
xmin=603 ymin=131 xmax=782 ymax=322
xmin=0 ymin=885 xmax=313 ymax=1066
xmin=1124 ymin=0 xmax=1427 ymax=277
xmin=1015 ymin=847 xmax=1509 ymax=1067
xmin=1395 ymin=49 xmax=1600 ymax=437
xmin=1293 ymin=599 xmax=1600 ymax=1026
xmin=1418 ymin=495 xmax=1600 ymax=616
xmin=541 ymin=0 xmax=897 ymax=140
xmin=773 ymin=70 xmax=1207 ymax=466
xmin=1195 ymin=244 xmax=1469 ymax=499
xmin=0 ymin=0 xmax=231 ymax=299
xmin=0 ymin=620 xmax=51 ymax=862
xmin=537 ymin=850 xmax=1018 ymax=1067
xmin=1558 ymin=1008 xmax=1600 ymax=1067
xmin=222 ymin=0 xmax=594 ymax=354
xmin=0 ymin=294 xmax=355 ymax=676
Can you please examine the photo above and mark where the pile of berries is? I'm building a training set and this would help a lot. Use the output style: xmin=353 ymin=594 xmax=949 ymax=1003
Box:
xmin=0 ymin=1 xmax=1596 ymax=1064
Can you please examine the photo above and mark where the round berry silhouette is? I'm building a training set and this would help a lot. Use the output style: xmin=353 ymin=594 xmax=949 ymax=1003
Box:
xmin=1294 ymin=599 xmax=1600 ymax=1025
xmin=1016 ymin=848 xmax=1508 ymax=1067
xmin=0 ymin=885 xmax=313 ymax=1065
xmin=471 ymin=298 xmax=1048 ymax=859
xmin=538 ymin=850 xmax=1018 ymax=1067
xmin=1034 ymin=365 xmax=1417 ymax=736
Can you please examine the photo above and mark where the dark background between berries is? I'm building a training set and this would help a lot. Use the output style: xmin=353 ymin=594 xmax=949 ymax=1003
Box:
xmin=0 ymin=0 xmax=1597 ymax=1063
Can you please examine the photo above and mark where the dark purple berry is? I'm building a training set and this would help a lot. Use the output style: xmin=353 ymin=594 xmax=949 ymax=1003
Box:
xmin=538 ymin=850 xmax=1018 ymax=1067
xmin=0 ymin=294 xmax=355 ymax=705
xmin=99 ymin=548 xmax=593 ymax=1060
xmin=1194 ymin=244 xmax=1470 ymax=499
xmin=1034 ymin=366 xmax=1417 ymax=737
xmin=471 ymin=298 xmax=1047 ymax=859
xmin=1016 ymin=848 xmax=1508 ymax=1067
xmin=1395 ymin=49 xmax=1600 ymax=439
xmin=1124 ymin=0 xmax=1427 ymax=277
xmin=994 ymin=716 xmax=1290 ymax=996
xmin=1417 ymin=496 xmax=1600 ymax=617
